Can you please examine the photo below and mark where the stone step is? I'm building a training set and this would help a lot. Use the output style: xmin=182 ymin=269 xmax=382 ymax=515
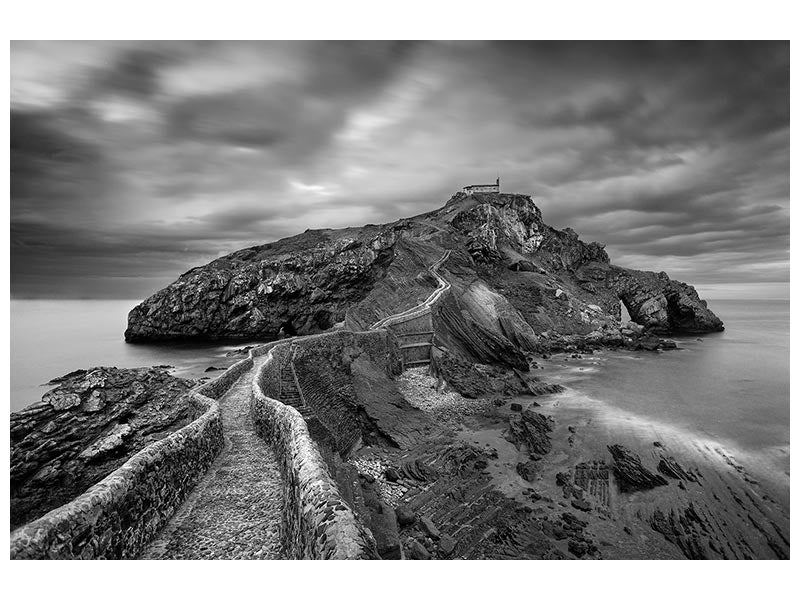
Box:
xmin=399 ymin=341 xmax=433 ymax=349
xmin=405 ymin=359 xmax=431 ymax=367
xmin=395 ymin=330 xmax=434 ymax=337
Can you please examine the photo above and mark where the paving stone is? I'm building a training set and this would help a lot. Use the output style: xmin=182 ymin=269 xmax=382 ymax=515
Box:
xmin=140 ymin=361 xmax=286 ymax=560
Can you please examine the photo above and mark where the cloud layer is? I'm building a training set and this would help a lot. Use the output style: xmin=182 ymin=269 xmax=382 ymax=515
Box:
xmin=11 ymin=41 xmax=789 ymax=299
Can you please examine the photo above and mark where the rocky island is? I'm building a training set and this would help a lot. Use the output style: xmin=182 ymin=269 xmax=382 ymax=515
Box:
xmin=125 ymin=191 xmax=723 ymax=346
xmin=14 ymin=190 xmax=788 ymax=561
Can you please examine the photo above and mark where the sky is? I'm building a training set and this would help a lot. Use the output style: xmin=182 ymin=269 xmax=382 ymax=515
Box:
xmin=10 ymin=41 xmax=789 ymax=300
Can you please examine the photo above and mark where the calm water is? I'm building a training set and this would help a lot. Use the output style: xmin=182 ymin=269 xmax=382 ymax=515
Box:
xmin=10 ymin=300 xmax=252 ymax=412
xmin=540 ymin=298 xmax=790 ymax=495
xmin=10 ymin=299 xmax=790 ymax=470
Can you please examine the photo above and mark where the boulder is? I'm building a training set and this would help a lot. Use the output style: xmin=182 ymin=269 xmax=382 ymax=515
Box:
xmin=396 ymin=506 xmax=416 ymax=527
xmin=419 ymin=516 xmax=441 ymax=540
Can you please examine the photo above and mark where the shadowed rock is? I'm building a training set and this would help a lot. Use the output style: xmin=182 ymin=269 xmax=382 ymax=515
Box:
xmin=10 ymin=367 xmax=197 ymax=529
xmin=607 ymin=444 xmax=669 ymax=493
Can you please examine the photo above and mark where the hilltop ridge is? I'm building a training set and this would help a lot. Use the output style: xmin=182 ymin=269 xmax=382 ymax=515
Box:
xmin=125 ymin=190 xmax=723 ymax=354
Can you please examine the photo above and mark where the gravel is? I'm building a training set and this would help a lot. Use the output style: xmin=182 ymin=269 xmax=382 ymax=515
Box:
xmin=397 ymin=367 xmax=494 ymax=427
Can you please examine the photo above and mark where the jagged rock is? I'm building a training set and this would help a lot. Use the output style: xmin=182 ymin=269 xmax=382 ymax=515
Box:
xmin=516 ymin=460 xmax=539 ymax=482
xmin=399 ymin=458 xmax=438 ymax=482
xmin=648 ymin=504 xmax=712 ymax=559
xmin=657 ymin=455 xmax=698 ymax=482
xmin=10 ymin=367 xmax=197 ymax=529
xmin=507 ymin=409 xmax=554 ymax=457
xmin=607 ymin=444 xmax=669 ymax=492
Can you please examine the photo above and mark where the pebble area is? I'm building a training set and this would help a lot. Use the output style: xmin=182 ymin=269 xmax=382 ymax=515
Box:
xmin=140 ymin=360 xmax=286 ymax=560
xmin=397 ymin=367 xmax=494 ymax=427
xmin=350 ymin=456 xmax=409 ymax=507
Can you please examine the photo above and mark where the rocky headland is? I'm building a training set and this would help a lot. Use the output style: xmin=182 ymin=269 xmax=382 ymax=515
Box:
xmin=125 ymin=191 xmax=723 ymax=351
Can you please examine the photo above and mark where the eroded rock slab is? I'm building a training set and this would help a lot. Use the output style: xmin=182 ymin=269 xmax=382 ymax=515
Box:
xmin=11 ymin=367 xmax=197 ymax=529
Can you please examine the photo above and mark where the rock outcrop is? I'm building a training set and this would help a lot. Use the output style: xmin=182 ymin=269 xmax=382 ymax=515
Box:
xmin=126 ymin=190 xmax=723 ymax=350
xmin=607 ymin=444 xmax=669 ymax=493
xmin=10 ymin=367 xmax=197 ymax=529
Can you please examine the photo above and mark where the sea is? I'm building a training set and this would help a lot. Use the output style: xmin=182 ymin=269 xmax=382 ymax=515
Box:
xmin=9 ymin=299 xmax=252 ymax=413
xmin=9 ymin=297 xmax=790 ymax=500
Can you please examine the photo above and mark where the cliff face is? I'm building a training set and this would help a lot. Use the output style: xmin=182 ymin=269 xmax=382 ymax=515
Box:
xmin=125 ymin=191 xmax=723 ymax=346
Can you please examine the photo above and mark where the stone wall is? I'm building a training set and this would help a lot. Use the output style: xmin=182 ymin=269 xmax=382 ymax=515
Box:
xmin=291 ymin=330 xmax=401 ymax=456
xmin=7 ymin=355 xmax=264 ymax=559
xmin=251 ymin=352 xmax=379 ymax=559
xmin=9 ymin=390 xmax=223 ymax=559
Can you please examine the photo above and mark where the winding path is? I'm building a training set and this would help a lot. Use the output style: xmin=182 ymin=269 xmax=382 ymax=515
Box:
xmin=370 ymin=249 xmax=451 ymax=330
xmin=141 ymin=251 xmax=453 ymax=559
xmin=140 ymin=357 xmax=286 ymax=559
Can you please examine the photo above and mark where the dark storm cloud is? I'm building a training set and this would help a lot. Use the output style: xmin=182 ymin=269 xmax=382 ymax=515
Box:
xmin=10 ymin=41 xmax=789 ymax=299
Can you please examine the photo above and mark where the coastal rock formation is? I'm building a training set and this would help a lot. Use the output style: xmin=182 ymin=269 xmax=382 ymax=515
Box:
xmin=607 ymin=444 xmax=669 ymax=493
xmin=506 ymin=409 xmax=554 ymax=458
xmin=10 ymin=367 xmax=197 ymax=529
xmin=126 ymin=191 xmax=723 ymax=350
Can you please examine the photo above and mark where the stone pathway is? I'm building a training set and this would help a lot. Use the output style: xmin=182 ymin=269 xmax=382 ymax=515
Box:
xmin=140 ymin=359 xmax=286 ymax=559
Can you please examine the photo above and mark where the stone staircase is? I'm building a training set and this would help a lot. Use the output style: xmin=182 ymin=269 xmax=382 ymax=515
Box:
xmin=393 ymin=319 xmax=435 ymax=369
xmin=369 ymin=250 xmax=451 ymax=371
xmin=279 ymin=353 xmax=314 ymax=419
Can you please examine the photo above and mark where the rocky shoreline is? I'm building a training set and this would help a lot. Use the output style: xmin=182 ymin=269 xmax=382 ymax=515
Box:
xmin=346 ymin=357 xmax=789 ymax=560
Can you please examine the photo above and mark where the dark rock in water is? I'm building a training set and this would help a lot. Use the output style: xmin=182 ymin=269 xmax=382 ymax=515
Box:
xmin=653 ymin=441 xmax=663 ymax=448
xmin=607 ymin=444 xmax=669 ymax=492
xmin=507 ymin=409 xmax=554 ymax=457
xmin=10 ymin=367 xmax=197 ymax=529
xmin=516 ymin=460 xmax=538 ymax=482
xmin=657 ymin=455 xmax=698 ymax=482
xmin=510 ymin=402 xmax=523 ymax=412
xmin=396 ymin=506 xmax=416 ymax=527
xmin=493 ymin=398 xmax=506 ymax=407
xmin=555 ymin=471 xmax=571 ymax=487
xmin=204 ymin=366 xmax=222 ymax=372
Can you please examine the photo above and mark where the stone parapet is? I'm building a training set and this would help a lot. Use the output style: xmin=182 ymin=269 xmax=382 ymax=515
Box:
xmin=9 ymin=390 xmax=223 ymax=559
xmin=251 ymin=351 xmax=378 ymax=559
xmin=7 ymin=355 xmax=267 ymax=559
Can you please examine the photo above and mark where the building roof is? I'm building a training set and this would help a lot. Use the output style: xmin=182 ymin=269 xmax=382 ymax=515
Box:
xmin=464 ymin=183 xmax=499 ymax=189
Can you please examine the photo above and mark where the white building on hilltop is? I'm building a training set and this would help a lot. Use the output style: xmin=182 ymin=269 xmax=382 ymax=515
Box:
xmin=463 ymin=177 xmax=500 ymax=195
